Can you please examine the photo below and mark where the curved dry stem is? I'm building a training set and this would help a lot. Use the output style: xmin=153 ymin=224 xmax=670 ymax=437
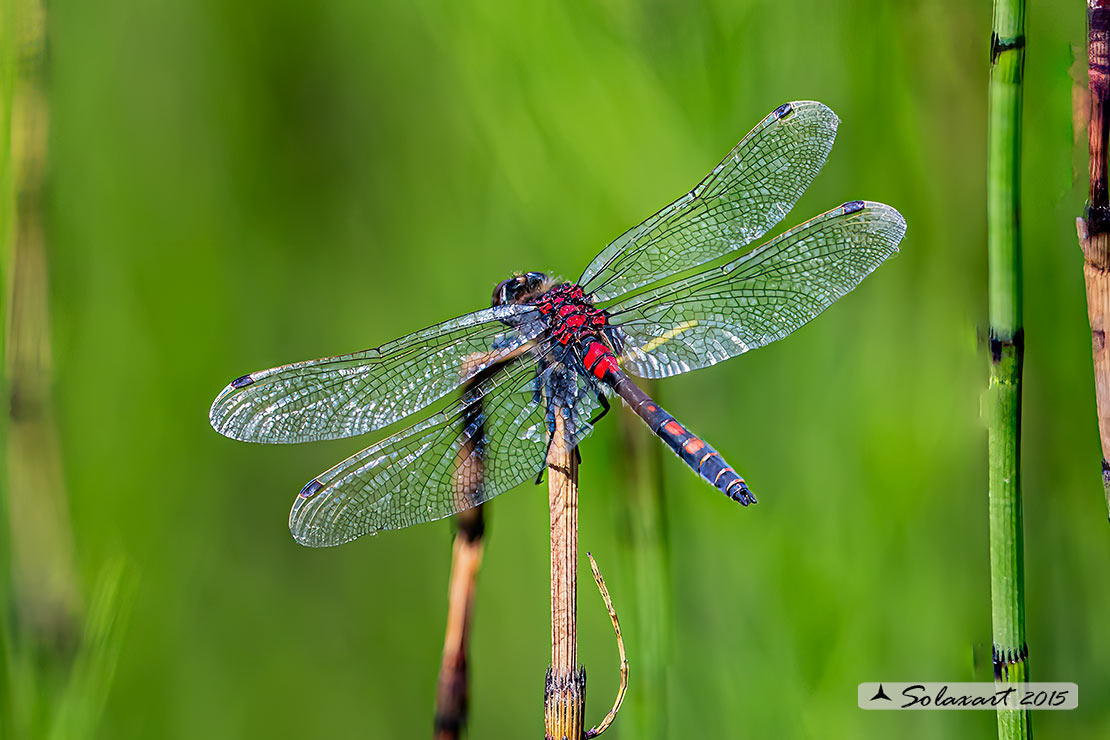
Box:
xmin=584 ymin=553 xmax=628 ymax=739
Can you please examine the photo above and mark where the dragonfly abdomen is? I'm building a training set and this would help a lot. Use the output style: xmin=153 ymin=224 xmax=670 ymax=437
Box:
xmin=582 ymin=339 xmax=756 ymax=506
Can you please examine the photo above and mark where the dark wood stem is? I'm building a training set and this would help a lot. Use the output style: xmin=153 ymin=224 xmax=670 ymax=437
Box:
xmin=1081 ymin=0 xmax=1110 ymax=519
xmin=433 ymin=507 xmax=485 ymax=740
xmin=433 ymin=350 xmax=499 ymax=738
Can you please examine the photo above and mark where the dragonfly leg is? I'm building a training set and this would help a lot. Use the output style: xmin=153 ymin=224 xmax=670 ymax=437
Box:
xmin=535 ymin=401 xmax=559 ymax=485
xmin=536 ymin=420 xmax=581 ymax=480
xmin=587 ymin=392 xmax=611 ymax=426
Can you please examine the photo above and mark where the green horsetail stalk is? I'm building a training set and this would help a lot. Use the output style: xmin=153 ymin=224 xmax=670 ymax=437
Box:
xmin=987 ymin=0 xmax=1031 ymax=737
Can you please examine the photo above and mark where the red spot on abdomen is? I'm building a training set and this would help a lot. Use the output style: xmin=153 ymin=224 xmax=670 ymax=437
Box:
xmin=664 ymin=421 xmax=685 ymax=437
xmin=683 ymin=438 xmax=705 ymax=455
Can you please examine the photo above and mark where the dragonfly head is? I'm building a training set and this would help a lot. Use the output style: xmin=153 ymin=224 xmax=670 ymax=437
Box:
xmin=492 ymin=271 xmax=552 ymax=306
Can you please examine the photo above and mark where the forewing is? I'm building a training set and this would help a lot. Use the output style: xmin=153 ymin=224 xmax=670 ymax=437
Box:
xmin=579 ymin=101 xmax=839 ymax=302
xmin=209 ymin=304 xmax=541 ymax=443
xmin=608 ymin=201 xmax=906 ymax=379
xmin=289 ymin=342 xmax=601 ymax=546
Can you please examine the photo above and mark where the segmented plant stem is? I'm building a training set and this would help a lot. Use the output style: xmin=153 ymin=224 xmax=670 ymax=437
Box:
xmin=987 ymin=0 xmax=1031 ymax=736
xmin=433 ymin=507 xmax=484 ymax=740
xmin=434 ymin=352 xmax=496 ymax=740
xmin=544 ymin=411 xmax=585 ymax=740
xmin=1079 ymin=1 xmax=1110 ymax=517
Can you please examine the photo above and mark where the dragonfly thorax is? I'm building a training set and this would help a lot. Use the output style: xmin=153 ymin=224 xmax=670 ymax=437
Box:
xmin=536 ymin=283 xmax=610 ymax=346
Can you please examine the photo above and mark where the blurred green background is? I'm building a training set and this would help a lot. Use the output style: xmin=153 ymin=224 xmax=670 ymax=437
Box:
xmin=3 ymin=0 xmax=1103 ymax=737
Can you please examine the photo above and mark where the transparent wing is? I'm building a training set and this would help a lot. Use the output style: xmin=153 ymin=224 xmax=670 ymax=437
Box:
xmin=289 ymin=341 xmax=601 ymax=546
xmin=607 ymin=201 xmax=906 ymax=379
xmin=209 ymin=304 xmax=542 ymax=444
xmin=579 ymin=101 xmax=840 ymax=302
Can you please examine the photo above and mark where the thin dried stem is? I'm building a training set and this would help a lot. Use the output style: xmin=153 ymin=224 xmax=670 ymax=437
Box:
xmin=1081 ymin=0 xmax=1110 ymax=518
xmin=433 ymin=508 xmax=484 ymax=740
xmin=433 ymin=351 xmax=498 ymax=739
xmin=584 ymin=553 xmax=627 ymax=739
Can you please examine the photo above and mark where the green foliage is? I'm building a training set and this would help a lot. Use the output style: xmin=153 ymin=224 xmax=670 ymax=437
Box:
xmin=5 ymin=0 xmax=1101 ymax=737
xmin=3 ymin=560 xmax=134 ymax=740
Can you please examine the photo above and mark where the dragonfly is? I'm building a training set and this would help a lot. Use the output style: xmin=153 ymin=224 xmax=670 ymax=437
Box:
xmin=210 ymin=101 xmax=906 ymax=547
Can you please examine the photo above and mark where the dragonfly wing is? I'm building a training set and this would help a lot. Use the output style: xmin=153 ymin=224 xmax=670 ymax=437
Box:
xmin=209 ymin=304 xmax=542 ymax=443
xmin=607 ymin=201 xmax=906 ymax=379
xmin=289 ymin=342 xmax=600 ymax=546
xmin=578 ymin=101 xmax=839 ymax=302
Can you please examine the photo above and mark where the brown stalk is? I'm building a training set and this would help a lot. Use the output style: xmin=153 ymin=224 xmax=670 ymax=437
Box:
xmin=433 ymin=507 xmax=485 ymax=740
xmin=543 ymin=411 xmax=628 ymax=739
xmin=1079 ymin=0 xmax=1110 ymax=519
xmin=544 ymin=409 xmax=585 ymax=740
xmin=433 ymin=350 xmax=503 ymax=739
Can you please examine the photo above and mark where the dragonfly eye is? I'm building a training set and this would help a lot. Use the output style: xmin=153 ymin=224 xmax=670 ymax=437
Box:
xmin=492 ymin=276 xmax=525 ymax=306
xmin=492 ymin=278 xmax=511 ymax=307
xmin=492 ymin=273 xmax=550 ymax=306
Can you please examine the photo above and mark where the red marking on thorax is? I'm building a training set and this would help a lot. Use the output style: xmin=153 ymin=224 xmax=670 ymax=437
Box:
xmin=582 ymin=340 xmax=619 ymax=380
xmin=536 ymin=284 xmax=612 ymax=354
xmin=592 ymin=356 xmax=618 ymax=380
xmin=583 ymin=342 xmax=607 ymax=370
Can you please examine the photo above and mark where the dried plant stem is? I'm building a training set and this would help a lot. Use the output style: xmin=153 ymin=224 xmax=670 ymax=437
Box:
xmin=432 ymin=351 xmax=501 ymax=739
xmin=433 ymin=507 xmax=485 ymax=740
xmin=987 ymin=0 xmax=1031 ymax=737
xmin=583 ymin=553 xmax=627 ymax=740
xmin=544 ymin=411 xmax=585 ymax=740
xmin=1080 ymin=0 xmax=1110 ymax=518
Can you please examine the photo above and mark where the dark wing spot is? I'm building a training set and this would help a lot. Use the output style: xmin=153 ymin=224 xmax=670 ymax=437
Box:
xmin=231 ymin=374 xmax=255 ymax=388
xmin=842 ymin=200 xmax=865 ymax=214
xmin=299 ymin=479 xmax=324 ymax=499
xmin=773 ymin=102 xmax=794 ymax=119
